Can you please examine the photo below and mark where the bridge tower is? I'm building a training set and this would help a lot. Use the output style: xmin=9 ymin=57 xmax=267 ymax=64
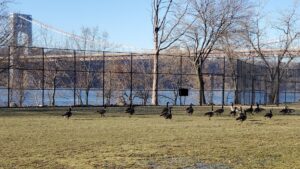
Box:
xmin=9 ymin=13 xmax=32 ymax=47
xmin=8 ymin=13 xmax=32 ymax=107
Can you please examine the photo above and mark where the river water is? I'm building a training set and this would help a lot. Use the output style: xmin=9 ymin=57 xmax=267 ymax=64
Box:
xmin=0 ymin=89 xmax=299 ymax=107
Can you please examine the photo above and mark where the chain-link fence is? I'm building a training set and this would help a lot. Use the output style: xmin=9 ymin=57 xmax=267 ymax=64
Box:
xmin=0 ymin=46 xmax=299 ymax=107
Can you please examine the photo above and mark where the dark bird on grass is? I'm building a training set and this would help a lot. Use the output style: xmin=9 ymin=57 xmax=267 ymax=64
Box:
xmin=236 ymin=107 xmax=247 ymax=122
xmin=160 ymin=102 xmax=170 ymax=117
xmin=97 ymin=105 xmax=107 ymax=117
xmin=160 ymin=102 xmax=172 ymax=119
xmin=230 ymin=103 xmax=238 ymax=117
xmin=62 ymin=106 xmax=72 ymax=119
xmin=254 ymin=103 xmax=265 ymax=113
xmin=164 ymin=107 xmax=173 ymax=119
xmin=186 ymin=103 xmax=194 ymax=115
xmin=264 ymin=109 xmax=273 ymax=119
xmin=214 ymin=104 xmax=224 ymax=115
xmin=204 ymin=104 xmax=214 ymax=120
xmin=244 ymin=104 xmax=254 ymax=115
xmin=125 ymin=104 xmax=135 ymax=116
xmin=280 ymin=105 xmax=295 ymax=114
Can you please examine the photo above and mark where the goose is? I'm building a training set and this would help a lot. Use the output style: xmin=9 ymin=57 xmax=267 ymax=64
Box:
xmin=244 ymin=104 xmax=254 ymax=115
xmin=160 ymin=102 xmax=170 ymax=117
xmin=97 ymin=105 xmax=107 ymax=117
xmin=236 ymin=107 xmax=247 ymax=122
xmin=280 ymin=105 xmax=295 ymax=114
xmin=62 ymin=107 xmax=72 ymax=119
xmin=204 ymin=104 xmax=214 ymax=120
xmin=214 ymin=104 xmax=224 ymax=115
xmin=230 ymin=103 xmax=238 ymax=117
xmin=186 ymin=103 xmax=194 ymax=115
xmin=264 ymin=109 xmax=273 ymax=119
xmin=125 ymin=104 xmax=135 ymax=116
xmin=254 ymin=103 xmax=265 ymax=113
xmin=165 ymin=107 xmax=173 ymax=119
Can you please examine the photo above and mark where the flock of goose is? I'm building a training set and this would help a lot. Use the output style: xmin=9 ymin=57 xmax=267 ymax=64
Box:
xmin=62 ymin=102 xmax=296 ymax=122
xmin=203 ymin=103 xmax=281 ymax=122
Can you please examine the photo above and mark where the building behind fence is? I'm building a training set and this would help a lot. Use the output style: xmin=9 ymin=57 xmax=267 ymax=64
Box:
xmin=0 ymin=46 xmax=300 ymax=107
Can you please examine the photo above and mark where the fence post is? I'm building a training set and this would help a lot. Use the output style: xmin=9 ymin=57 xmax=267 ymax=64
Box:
xmin=241 ymin=61 xmax=245 ymax=104
xmin=210 ymin=73 xmax=214 ymax=104
xmin=7 ymin=46 xmax=11 ymax=108
xmin=130 ymin=53 xmax=133 ymax=105
xmin=251 ymin=77 xmax=255 ymax=105
xmin=284 ymin=84 xmax=287 ymax=103
xmin=251 ymin=57 xmax=255 ymax=105
xmin=264 ymin=79 xmax=268 ymax=104
xmin=73 ymin=50 xmax=76 ymax=106
xmin=222 ymin=55 xmax=225 ymax=105
xmin=102 ymin=51 xmax=105 ymax=106
xmin=42 ymin=48 xmax=45 ymax=106
xmin=199 ymin=59 xmax=203 ymax=106
xmin=259 ymin=77 xmax=262 ymax=104
xmin=180 ymin=55 xmax=183 ymax=106
xmin=108 ymin=71 xmax=111 ymax=104
xmin=294 ymin=82 xmax=297 ymax=102
xmin=235 ymin=59 xmax=239 ymax=104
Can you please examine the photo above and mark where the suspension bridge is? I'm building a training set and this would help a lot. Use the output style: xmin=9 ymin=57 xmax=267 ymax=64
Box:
xmin=2 ymin=13 xmax=300 ymax=57
xmin=3 ymin=13 xmax=147 ymax=53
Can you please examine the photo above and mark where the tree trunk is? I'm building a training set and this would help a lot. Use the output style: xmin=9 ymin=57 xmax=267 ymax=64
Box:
xmin=78 ymin=90 xmax=83 ymax=105
xmin=151 ymin=50 xmax=159 ymax=105
xmin=269 ymin=85 xmax=276 ymax=104
xmin=233 ymin=74 xmax=240 ymax=104
xmin=52 ymin=76 xmax=57 ymax=106
xmin=143 ymin=94 xmax=148 ymax=105
xmin=19 ymin=71 xmax=25 ymax=107
xmin=85 ymin=89 xmax=89 ymax=106
xmin=18 ymin=90 xmax=24 ymax=107
xmin=268 ymin=79 xmax=279 ymax=104
xmin=173 ymin=90 xmax=178 ymax=105
xmin=196 ymin=65 xmax=206 ymax=106
xmin=231 ymin=60 xmax=239 ymax=104
xmin=268 ymin=66 xmax=281 ymax=105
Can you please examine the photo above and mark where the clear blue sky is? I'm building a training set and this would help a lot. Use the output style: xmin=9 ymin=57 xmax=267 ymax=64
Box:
xmin=9 ymin=0 xmax=298 ymax=50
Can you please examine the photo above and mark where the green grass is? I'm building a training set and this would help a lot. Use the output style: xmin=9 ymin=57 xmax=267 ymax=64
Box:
xmin=0 ymin=106 xmax=299 ymax=169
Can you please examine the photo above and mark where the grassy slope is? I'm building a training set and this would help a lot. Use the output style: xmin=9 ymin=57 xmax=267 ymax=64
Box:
xmin=0 ymin=106 xmax=299 ymax=169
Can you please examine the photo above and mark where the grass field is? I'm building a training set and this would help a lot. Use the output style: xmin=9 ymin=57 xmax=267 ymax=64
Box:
xmin=0 ymin=106 xmax=299 ymax=169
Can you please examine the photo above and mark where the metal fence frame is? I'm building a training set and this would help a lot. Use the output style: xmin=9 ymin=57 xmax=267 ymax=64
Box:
xmin=0 ymin=45 xmax=299 ymax=107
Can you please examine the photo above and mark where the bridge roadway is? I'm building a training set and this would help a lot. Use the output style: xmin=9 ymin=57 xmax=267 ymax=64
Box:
xmin=1 ymin=48 xmax=300 ymax=62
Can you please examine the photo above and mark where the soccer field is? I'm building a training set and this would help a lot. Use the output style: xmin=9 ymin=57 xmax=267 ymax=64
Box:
xmin=0 ymin=106 xmax=299 ymax=169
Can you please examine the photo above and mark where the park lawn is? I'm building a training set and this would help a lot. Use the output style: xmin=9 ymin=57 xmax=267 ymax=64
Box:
xmin=0 ymin=107 xmax=299 ymax=169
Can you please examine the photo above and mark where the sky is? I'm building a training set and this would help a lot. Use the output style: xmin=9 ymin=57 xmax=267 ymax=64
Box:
xmin=9 ymin=0 xmax=299 ymax=50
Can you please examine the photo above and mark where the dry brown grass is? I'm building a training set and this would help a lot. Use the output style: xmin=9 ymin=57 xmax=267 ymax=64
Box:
xmin=0 ymin=106 xmax=299 ymax=169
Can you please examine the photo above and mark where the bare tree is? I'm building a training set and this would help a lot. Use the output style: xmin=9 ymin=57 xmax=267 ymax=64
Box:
xmin=219 ymin=32 xmax=248 ymax=104
xmin=156 ymin=47 xmax=191 ymax=105
xmin=151 ymin=0 xmax=190 ymax=105
xmin=183 ymin=0 xmax=252 ymax=105
xmin=44 ymin=56 xmax=71 ymax=106
xmin=242 ymin=4 xmax=300 ymax=104
xmin=72 ymin=27 xmax=110 ymax=106
xmin=103 ymin=71 xmax=113 ymax=105
xmin=132 ymin=55 xmax=152 ymax=105
xmin=8 ymin=47 xmax=31 ymax=107
xmin=13 ymin=70 xmax=27 ymax=106
xmin=0 ymin=0 xmax=12 ymax=77
xmin=0 ymin=0 xmax=12 ymax=45
xmin=34 ymin=29 xmax=58 ymax=48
